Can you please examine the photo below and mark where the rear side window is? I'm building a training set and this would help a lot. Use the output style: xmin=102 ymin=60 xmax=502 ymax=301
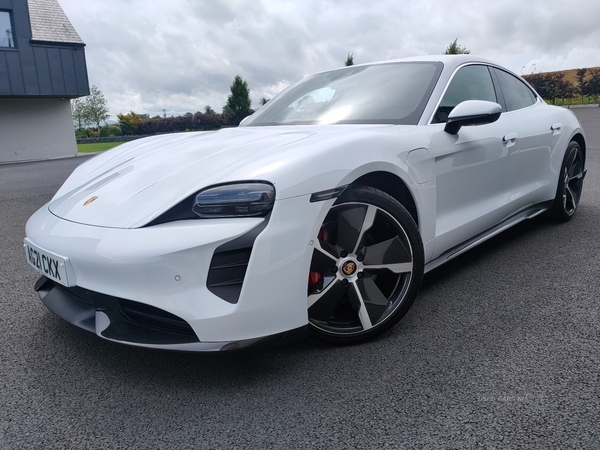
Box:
xmin=493 ymin=68 xmax=537 ymax=112
xmin=433 ymin=65 xmax=497 ymax=123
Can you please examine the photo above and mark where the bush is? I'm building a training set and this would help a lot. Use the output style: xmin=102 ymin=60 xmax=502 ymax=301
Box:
xmin=110 ymin=109 xmax=249 ymax=137
xmin=117 ymin=111 xmax=142 ymax=135
xmin=99 ymin=125 xmax=122 ymax=137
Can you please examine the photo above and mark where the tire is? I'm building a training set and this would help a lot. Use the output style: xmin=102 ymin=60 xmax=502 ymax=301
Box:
xmin=550 ymin=141 xmax=585 ymax=222
xmin=307 ymin=185 xmax=424 ymax=345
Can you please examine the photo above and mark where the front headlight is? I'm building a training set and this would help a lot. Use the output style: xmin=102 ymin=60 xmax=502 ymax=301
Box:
xmin=144 ymin=181 xmax=275 ymax=226
xmin=192 ymin=182 xmax=275 ymax=218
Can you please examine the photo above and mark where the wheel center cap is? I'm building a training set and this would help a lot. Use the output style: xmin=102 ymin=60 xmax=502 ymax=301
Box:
xmin=342 ymin=260 xmax=357 ymax=276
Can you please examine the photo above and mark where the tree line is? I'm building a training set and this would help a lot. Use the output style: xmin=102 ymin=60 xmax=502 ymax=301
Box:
xmin=74 ymin=42 xmax=472 ymax=138
xmin=523 ymin=68 xmax=600 ymax=105
xmin=75 ymin=45 xmax=600 ymax=140
xmin=72 ymin=75 xmax=257 ymax=138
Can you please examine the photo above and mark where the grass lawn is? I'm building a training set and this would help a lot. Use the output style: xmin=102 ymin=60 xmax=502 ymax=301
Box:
xmin=77 ymin=142 xmax=125 ymax=153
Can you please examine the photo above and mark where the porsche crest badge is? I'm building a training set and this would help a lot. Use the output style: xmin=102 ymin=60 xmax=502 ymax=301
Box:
xmin=342 ymin=261 xmax=357 ymax=276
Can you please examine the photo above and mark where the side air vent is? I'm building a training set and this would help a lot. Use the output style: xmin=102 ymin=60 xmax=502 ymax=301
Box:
xmin=207 ymin=248 xmax=252 ymax=304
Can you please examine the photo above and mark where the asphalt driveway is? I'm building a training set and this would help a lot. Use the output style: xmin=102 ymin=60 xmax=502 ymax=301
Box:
xmin=1 ymin=108 xmax=599 ymax=449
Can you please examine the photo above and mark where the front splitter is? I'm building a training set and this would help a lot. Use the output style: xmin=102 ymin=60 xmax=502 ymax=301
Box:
xmin=35 ymin=276 xmax=307 ymax=352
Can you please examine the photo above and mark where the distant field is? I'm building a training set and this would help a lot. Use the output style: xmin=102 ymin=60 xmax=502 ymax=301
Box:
xmin=523 ymin=65 xmax=600 ymax=106
xmin=539 ymin=66 xmax=600 ymax=85
xmin=77 ymin=142 xmax=124 ymax=153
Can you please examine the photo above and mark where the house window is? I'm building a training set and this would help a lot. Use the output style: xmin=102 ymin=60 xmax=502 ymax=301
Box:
xmin=0 ymin=11 xmax=15 ymax=48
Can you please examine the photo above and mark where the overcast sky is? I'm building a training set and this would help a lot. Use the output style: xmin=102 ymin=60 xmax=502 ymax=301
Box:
xmin=58 ymin=0 xmax=600 ymax=118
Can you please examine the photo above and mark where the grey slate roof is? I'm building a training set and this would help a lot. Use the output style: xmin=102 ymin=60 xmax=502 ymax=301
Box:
xmin=27 ymin=0 xmax=84 ymax=44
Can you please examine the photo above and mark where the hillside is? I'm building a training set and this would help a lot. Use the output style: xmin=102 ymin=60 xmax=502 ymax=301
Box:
xmin=534 ymin=66 xmax=600 ymax=84
xmin=522 ymin=65 xmax=600 ymax=104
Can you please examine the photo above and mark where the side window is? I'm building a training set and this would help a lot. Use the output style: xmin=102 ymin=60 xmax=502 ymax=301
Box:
xmin=493 ymin=68 xmax=536 ymax=112
xmin=433 ymin=65 xmax=497 ymax=123
xmin=0 ymin=11 xmax=15 ymax=48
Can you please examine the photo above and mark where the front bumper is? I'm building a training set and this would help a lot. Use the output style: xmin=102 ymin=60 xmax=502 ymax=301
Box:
xmin=35 ymin=276 xmax=306 ymax=351
xmin=26 ymin=194 xmax=333 ymax=348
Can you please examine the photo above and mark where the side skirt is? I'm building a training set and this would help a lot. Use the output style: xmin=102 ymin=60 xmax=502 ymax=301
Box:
xmin=424 ymin=201 xmax=553 ymax=274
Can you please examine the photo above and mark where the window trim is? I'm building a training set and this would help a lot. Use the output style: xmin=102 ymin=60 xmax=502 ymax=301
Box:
xmin=489 ymin=67 xmax=508 ymax=112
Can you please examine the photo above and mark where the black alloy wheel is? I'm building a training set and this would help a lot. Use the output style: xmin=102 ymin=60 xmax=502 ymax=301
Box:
xmin=551 ymin=141 xmax=584 ymax=222
xmin=307 ymin=186 xmax=424 ymax=344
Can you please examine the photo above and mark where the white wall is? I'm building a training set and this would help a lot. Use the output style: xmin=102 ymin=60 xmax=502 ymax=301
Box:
xmin=0 ymin=98 xmax=77 ymax=163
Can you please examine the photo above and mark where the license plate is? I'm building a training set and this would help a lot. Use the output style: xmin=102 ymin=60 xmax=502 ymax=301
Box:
xmin=24 ymin=239 xmax=73 ymax=287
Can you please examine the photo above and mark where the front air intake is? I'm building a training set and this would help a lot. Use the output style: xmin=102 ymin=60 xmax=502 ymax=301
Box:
xmin=205 ymin=217 xmax=270 ymax=304
xmin=206 ymin=248 xmax=252 ymax=304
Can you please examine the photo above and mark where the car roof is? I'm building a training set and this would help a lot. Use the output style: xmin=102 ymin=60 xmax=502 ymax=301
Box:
xmin=324 ymin=54 xmax=497 ymax=74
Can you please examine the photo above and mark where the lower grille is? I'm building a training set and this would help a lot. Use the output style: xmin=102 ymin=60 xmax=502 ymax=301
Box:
xmin=118 ymin=299 xmax=198 ymax=337
xmin=51 ymin=282 xmax=199 ymax=343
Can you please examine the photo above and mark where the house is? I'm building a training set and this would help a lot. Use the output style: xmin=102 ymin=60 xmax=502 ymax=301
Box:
xmin=0 ymin=0 xmax=88 ymax=163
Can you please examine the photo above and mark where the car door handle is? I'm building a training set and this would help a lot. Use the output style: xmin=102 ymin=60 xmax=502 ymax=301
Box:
xmin=503 ymin=132 xmax=518 ymax=142
xmin=551 ymin=122 xmax=563 ymax=135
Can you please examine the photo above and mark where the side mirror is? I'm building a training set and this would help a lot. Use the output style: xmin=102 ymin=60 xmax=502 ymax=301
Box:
xmin=444 ymin=100 xmax=502 ymax=135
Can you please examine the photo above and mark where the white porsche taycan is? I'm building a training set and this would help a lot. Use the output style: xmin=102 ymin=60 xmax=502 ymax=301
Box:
xmin=25 ymin=55 xmax=586 ymax=351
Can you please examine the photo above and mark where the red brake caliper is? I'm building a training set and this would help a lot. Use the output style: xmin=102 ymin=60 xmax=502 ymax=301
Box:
xmin=308 ymin=228 xmax=327 ymax=288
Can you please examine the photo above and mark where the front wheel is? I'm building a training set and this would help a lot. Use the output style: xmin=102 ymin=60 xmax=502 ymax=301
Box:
xmin=307 ymin=186 xmax=424 ymax=345
xmin=550 ymin=141 xmax=584 ymax=222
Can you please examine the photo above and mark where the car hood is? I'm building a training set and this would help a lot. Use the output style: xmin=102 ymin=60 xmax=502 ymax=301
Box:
xmin=49 ymin=124 xmax=418 ymax=228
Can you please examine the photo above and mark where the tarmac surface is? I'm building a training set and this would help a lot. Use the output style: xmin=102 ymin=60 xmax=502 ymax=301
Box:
xmin=1 ymin=108 xmax=599 ymax=449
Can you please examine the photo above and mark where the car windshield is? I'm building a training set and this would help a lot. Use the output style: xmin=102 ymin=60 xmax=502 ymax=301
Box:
xmin=242 ymin=62 xmax=443 ymax=126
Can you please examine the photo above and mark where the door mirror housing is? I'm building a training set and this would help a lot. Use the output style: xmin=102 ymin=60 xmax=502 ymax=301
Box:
xmin=444 ymin=100 xmax=502 ymax=135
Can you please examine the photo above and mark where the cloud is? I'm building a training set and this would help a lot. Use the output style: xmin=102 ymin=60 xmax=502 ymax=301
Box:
xmin=58 ymin=0 xmax=600 ymax=117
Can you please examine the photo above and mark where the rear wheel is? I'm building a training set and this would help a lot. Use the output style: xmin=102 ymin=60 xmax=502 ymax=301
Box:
xmin=307 ymin=186 xmax=424 ymax=344
xmin=550 ymin=141 xmax=584 ymax=222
